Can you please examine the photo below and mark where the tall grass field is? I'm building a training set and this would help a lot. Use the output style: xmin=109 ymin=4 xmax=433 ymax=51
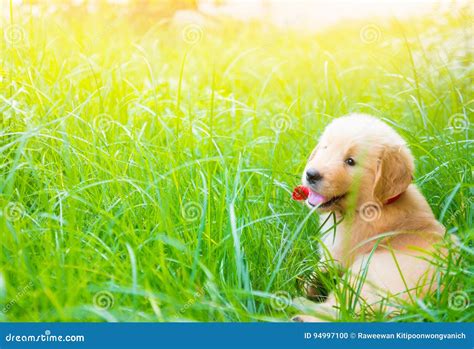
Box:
xmin=0 ymin=2 xmax=472 ymax=322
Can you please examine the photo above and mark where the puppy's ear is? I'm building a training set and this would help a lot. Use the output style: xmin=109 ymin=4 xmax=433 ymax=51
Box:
xmin=373 ymin=145 xmax=414 ymax=203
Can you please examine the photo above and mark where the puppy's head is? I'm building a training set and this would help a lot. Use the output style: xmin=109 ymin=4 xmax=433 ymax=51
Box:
xmin=302 ymin=114 xmax=414 ymax=213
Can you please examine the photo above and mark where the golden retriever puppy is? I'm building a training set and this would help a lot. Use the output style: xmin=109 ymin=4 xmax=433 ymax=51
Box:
xmin=292 ymin=113 xmax=448 ymax=322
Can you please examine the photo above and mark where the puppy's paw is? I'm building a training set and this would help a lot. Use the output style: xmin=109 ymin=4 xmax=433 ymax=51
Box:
xmin=291 ymin=297 xmax=338 ymax=322
xmin=292 ymin=296 xmax=317 ymax=309
xmin=291 ymin=314 xmax=325 ymax=322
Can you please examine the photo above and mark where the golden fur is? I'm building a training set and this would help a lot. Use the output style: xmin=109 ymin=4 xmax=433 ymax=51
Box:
xmin=292 ymin=114 xmax=448 ymax=322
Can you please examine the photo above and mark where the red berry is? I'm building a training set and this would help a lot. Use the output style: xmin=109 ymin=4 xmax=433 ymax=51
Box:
xmin=292 ymin=185 xmax=309 ymax=201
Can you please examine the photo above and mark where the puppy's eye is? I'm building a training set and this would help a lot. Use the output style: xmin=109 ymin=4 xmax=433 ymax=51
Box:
xmin=344 ymin=157 xmax=356 ymax=166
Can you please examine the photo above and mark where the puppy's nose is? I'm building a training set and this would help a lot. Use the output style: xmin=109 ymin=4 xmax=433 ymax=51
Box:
xmin=306 ymin=169 xmax=323 ymax=183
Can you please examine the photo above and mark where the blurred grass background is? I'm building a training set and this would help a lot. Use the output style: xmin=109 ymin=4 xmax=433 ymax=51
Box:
xmin=0 ymin=0 xmax=472 ymax=321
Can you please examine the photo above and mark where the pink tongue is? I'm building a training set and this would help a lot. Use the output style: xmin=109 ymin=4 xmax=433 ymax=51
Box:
xmin=308 ymin=191 xmax=326 ymax=206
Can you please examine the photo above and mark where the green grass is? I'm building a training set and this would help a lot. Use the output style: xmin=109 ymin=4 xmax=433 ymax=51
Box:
xmin=0 ymin=4 xmax=473 ymax=322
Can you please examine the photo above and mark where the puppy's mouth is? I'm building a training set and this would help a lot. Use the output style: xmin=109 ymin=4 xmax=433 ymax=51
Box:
xmin=307 ymin=190 xmax=346 ymax=208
